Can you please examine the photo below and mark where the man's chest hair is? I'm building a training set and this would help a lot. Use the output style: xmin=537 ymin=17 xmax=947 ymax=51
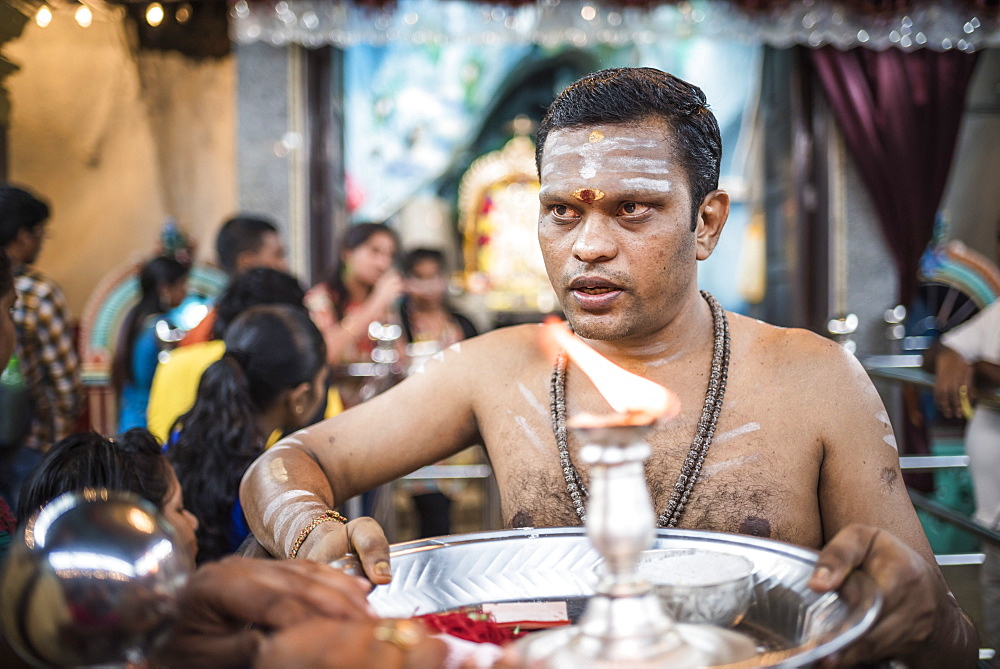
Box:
xmin=500 ymin=449 xmax=797 ymax=542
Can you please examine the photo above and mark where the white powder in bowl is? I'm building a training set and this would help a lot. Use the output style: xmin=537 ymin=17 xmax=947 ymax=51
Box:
xmin=637 ymin=550 xmax=753 ymax=587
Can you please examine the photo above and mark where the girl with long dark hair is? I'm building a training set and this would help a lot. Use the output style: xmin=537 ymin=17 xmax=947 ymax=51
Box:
xmin=305 ymin=223 xmax=402 ymax=407
xmin=112 ymin=256 xmax=188 ymax=433
xmin=167 ymin=304 xmax=327 ymax=562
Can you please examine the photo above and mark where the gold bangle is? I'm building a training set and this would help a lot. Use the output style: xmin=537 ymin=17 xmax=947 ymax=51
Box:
xmin=372 ymin=619 xmax=423 ymax=652
xmin=287 ymin=510 xmax=348 ymax=559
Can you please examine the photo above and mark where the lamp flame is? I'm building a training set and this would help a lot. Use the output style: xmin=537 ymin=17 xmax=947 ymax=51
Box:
xmin=540 ymin=319 xmax=679 ymax=426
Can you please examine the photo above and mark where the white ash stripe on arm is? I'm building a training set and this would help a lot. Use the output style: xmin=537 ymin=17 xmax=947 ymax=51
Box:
xmin=262 ymin=489 xmax=319 ymax=527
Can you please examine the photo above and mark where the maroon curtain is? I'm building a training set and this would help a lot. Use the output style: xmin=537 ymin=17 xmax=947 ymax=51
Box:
xmin=809 ymin=47 xmax=978 ymax=303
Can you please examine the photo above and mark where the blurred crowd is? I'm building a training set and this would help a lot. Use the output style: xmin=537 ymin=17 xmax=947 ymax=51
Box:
xmin=0 ymin=183 xmax=488 ymax=667
xmin=0 ymin=183 xmax=481 ymax=547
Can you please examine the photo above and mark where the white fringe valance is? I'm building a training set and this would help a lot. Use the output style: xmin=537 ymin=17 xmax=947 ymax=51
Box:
xmin=230 ymin=0 xmax=999 ymax=52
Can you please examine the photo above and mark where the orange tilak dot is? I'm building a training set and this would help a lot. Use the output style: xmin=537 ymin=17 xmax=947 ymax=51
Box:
xmin=572 ymin=188 xmax=604 ymax=204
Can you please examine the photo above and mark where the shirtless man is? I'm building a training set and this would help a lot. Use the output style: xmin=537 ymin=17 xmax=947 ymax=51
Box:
xmin=241 ymin=68 xmax=977 ymax=667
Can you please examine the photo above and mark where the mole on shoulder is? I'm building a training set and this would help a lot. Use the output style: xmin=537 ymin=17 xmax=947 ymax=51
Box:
xmin=879 ymin=466 xmax=898 ymax=492
xmin=511 ymin=510 xmax=535 ymax=528
xmin=738 ymin=516 xmax=772 ymax=538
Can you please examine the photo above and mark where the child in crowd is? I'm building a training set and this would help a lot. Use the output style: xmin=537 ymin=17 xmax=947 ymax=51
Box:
xmin=111 ymin=256 xmax=189 ymax=432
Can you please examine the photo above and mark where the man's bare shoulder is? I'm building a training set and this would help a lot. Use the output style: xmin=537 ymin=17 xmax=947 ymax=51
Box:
xmin=409 ymin=323 xmax=551 ymax=394
xmin=455 ymin=323 xmax=549 ymax=365
xmin=728 ymin=312 xmax=883 ymax=437
xmin=730 ymin=312 xmax=861 ymax=378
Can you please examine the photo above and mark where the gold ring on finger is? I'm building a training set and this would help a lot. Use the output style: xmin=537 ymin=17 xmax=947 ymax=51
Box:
xmin=373 ymin=619 xmax=422 ymax=652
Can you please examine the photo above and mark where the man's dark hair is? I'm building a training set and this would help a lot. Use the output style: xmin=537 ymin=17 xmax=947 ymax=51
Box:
xmin=212 ymin=267 xmax=306 ymax=338
xmin=215 ymin=215 xmax=279 ymax=275
xmin=402 ymin=247 xmax=446 ymax=276
xmin=535 ymin=67 xmax=722 ymax=230
xmin=0 ymin=184 xmax=50 ymax=247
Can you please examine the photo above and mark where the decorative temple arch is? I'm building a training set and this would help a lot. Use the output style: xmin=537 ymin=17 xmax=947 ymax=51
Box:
xmin=457 ymin=129 xmax=556 ymax=314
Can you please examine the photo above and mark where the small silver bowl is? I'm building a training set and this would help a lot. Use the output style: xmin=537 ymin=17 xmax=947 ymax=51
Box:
xmin=0 ymin=490 xmax=192 ymax=667
xmin=636 ymin=548 xmax=754 ymax=627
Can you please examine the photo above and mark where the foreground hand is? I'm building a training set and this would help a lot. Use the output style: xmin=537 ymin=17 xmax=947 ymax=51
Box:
xmin=933 ymin=346 xmax=973 ymax=419
xmin=808 ymin=524 xmax=949 ymax=666
xmin=255 ymin=618 xmax=447 ymax=669
xmin=302 ymin=516 xmax=393 ymax=585
xmin=153 ymin=557 xmax=376 ymax=668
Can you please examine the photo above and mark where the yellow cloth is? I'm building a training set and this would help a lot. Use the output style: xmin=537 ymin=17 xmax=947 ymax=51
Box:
xmin=146 ymin=340 xmax=226 ymax=443
xmin=147 ymin=340 xmax=344 ymax=445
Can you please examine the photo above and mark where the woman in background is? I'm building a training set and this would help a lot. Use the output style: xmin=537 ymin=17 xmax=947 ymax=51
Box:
xmin=305 ymin=222 xmax=402 ymax=408
xmin=398 ymin=248 xmax=479 ymax=538
xmin=112 ymin=256 xmax=188 ymax=433
xmin=167 ymin=304 xmax=327 ymax=562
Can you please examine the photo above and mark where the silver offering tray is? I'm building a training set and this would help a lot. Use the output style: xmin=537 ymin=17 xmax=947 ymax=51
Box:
xmin=333 ymin=527 xmax=881 ymax=667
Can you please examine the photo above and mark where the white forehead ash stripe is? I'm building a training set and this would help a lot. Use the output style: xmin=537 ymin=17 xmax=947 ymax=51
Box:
xmin=543 ymin=136 xmax=665 ymax=181
xmin=544 ymin=135 xmax=659 ymax=159
xmin=619 ymin=177 xmax=672 ymax=192
xmin=610 ymin=157 xmax=671 ymax=173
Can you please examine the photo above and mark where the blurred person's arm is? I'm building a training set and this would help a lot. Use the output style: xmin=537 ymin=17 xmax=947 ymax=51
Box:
xmin=306 ymin=273 xmax=403 ymax=366
xmin=973 ymin=359 xmax=1000 ymax=388
xmin=33 ymin=282 xmax=81 ymax=441
xmin=929 ymin=300 xmax=1000 ymax=418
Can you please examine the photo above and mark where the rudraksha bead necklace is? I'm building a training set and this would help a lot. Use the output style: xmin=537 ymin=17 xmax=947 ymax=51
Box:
xmin=549 ymin=290 xmax=731 ymax=528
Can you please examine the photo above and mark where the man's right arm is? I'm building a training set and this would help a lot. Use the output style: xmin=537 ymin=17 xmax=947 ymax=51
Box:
xmin=240 ymin=334 xmax=490 ymax=571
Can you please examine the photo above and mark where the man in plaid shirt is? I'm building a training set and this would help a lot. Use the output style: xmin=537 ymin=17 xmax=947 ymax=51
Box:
xmin=0 ymin=185 xmax=81 ymax=509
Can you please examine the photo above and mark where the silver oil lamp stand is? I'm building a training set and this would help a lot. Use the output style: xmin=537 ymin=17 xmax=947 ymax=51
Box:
xmin=518 ymin=422 xmax=755 ymax=667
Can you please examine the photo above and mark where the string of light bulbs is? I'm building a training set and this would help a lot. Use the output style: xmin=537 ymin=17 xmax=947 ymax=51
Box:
xmin=25 ymin=1 xmax=194 ymax=29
